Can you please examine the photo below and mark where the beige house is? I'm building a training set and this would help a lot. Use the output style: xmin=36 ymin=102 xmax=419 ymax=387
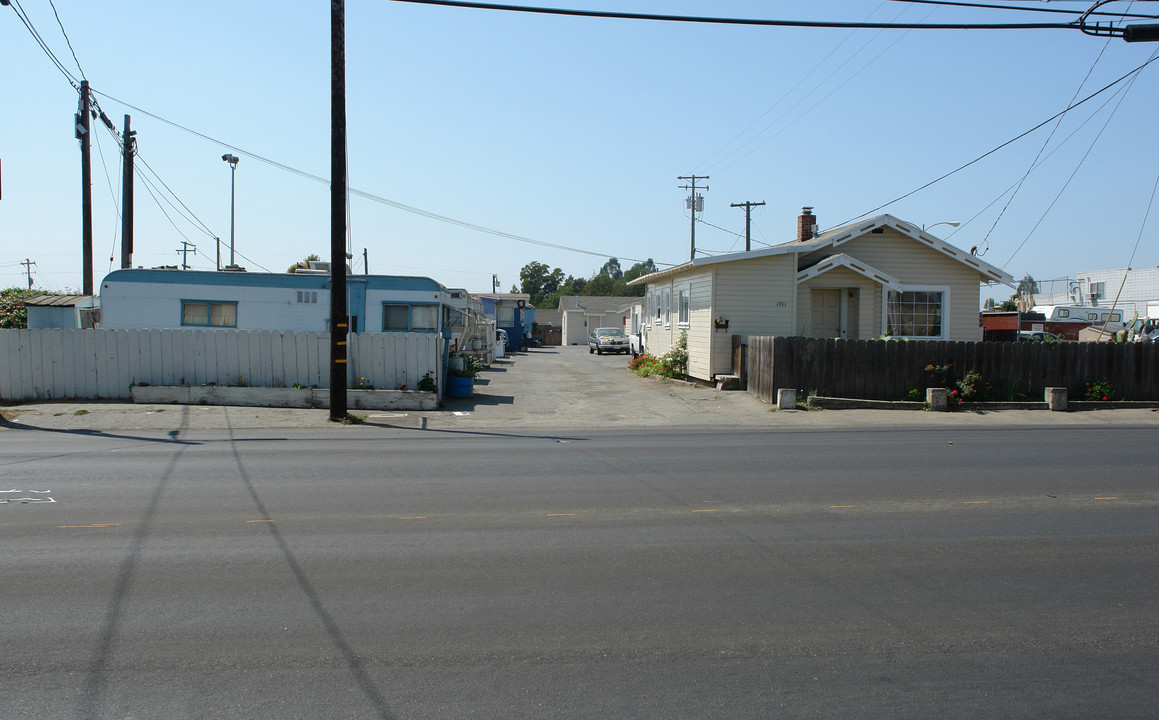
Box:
xmin=628 ymin=210 xmax=1013 ymax=383
xmin=558 ymin=296 xmax=637 ymax=346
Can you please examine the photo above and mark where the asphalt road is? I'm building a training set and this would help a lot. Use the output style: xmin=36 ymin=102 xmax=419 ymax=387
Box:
xmin=2 ymin=422 xmax=1157 ymax=719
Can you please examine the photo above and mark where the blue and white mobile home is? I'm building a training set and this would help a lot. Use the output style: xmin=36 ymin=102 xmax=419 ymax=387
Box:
xmin=99 ymin=268 xmax=451 ymax=334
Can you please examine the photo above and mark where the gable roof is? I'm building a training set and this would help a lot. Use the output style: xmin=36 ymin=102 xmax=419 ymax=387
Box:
xmin=557 ymin=295 xmax=639 ymax=313
xmin=628 ymin=214 xmax=1014 ymax=287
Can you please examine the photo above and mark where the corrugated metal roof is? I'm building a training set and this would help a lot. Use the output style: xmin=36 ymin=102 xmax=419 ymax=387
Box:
xmin=22 ymin=294 xmax=95 ymax=307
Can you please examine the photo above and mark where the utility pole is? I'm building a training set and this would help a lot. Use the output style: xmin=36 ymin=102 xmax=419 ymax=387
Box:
xmin=78 ymin=81 xmax=93 ymax=295
xmin=678 ymin=175 xmax=708 ymax=262
xmin=121 ymin=115 xmax=136 ymax=269
xmin=492 ymin=274 xmax=499 ymax=293
xmin=177 ymin=241 xmax=195 ymax=270
xmin=20 ymin=259 xmax=35 ymax=289
xmin=363 ymin=247 xmax=368 ymax=275
xmin=730 ymin=200 xmax=765 ymax=252
xmin=329 ymin=0 xmax=349 ymax=421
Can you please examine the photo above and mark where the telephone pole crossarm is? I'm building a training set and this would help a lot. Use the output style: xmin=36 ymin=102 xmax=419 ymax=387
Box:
xmin=730 ymin=200 xmax=765 ymax=252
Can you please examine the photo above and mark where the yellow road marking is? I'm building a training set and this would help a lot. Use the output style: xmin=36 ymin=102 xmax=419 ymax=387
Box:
xmin=60 ymin=523 xmax=121 ymax=528
xmin=830 ymin=505 xmax=856 ymax=509
xmin=547 ymin=513 xmax=576 ymax=517
xmin=398 ymin=516 xmax=427 ymax=520
xmin=246 ymin=519 xmax=275 ymax=523
xmin=963 ymin=501 xmax=990 ymax=504
xmin=1094 ymin=497 xmax=1120 ymax=501
xmin=693 ymin=509 xmax=720 ymax=513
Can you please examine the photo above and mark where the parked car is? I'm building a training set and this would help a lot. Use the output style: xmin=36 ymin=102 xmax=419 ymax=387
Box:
xmin=1018 ymin=331 xmax=1062 ymax=342
xmin=589 ymin=327 xmax=630 ymax=355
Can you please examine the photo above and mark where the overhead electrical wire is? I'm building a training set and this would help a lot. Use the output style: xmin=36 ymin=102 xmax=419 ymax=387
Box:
xmin=46 ymin=0 xmax=85 ymax=80
xmin=91 ymin=89 xmax=668 ymax=268
xmin=887 ymin=0 xmax=1158 ymax=20
xmin=5 ymin=0 xmax=80 ymax=88
xmin=1003 ymin=46 xmax=1159 ymax=266
xmin=695 ymin=3 xmax=897 ymax=174
xmin=385 ymin=0 xmax=1077 ymax=31
xmin=975 ymin=20 xmax=1120 ymax=258
xmin=832 ymin=52 xmax=1159 ymax=230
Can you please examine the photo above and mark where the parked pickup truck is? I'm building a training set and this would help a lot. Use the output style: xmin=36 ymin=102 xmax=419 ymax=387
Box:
xmin=588 ymin=327 xmax=631 ymax=355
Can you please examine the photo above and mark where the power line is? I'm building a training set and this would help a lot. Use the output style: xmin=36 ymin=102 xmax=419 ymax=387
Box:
xmin=5 ymin=0 xmax=80 ymax=88
xmin=833 ymin=52 xmax=1159 ymax=229
xmin=385 ymin=0 xmax=1077 ymax=31
xmin=46 ymin=0 xmax=85 ymax=79
xmin=91 ymin=89 xmax=669 ymax=268
xmin=886 ymin=0 xmax=1158 ymax=20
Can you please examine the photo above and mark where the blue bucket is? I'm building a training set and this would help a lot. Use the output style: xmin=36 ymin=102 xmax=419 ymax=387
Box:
xmin=446 ymin=375 xmax=474 ymax=398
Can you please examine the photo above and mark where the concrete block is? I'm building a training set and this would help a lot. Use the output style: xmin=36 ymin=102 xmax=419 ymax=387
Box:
xmin=1045 ymin=387 xmax=1067 ymax=412
xmin=926 ymin=387 xmax=948 ymax=411
xmin=715 ymin=374 xmax=743 ymax=391
xmin=776 ymin=388 xmax=796 ymax=410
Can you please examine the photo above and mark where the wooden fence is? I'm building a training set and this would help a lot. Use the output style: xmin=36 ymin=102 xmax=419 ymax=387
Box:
xmin=0 ymin=329 xmax=441 ymax=402
xmin=744 ymin=336 xmax=1159 ymax=403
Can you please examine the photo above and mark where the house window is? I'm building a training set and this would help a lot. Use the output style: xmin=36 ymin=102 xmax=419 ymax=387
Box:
xmin=678 ymin=290 xmax=690 ymax=325
xmin=296 ymin=291 xmax=318 ymax=304
xmin=662 ymin=291 xmax=671 ymax=326
xmin=382 ymin=303 xmax=440 ymax=332
xmin=181 ymin=300 xmax=237 ymax=328
xmin=886 ymin=290 xmax=944 ymax=339
xmin=1090 ymin=281 xmax=1105 ymax=299
xmin=498 ymin=306 xmax=515 ymax=325
xmin=654 ymin=293 xmax=662 ymax=321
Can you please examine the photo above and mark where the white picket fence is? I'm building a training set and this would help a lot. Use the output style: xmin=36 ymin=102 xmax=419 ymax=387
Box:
xmin=0 ymin=328 xmax=442 ymax=401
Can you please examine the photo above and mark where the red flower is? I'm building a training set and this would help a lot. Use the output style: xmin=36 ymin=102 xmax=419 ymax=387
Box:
xmin=1102 ymin=396 xmax=1108 ymax=401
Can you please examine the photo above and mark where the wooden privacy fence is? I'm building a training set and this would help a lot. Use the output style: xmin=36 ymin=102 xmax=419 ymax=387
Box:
xmin=744 ymin=336 xmax=1159 ymax=403
xmin=0 ymin=329 xmax=441 ymax=401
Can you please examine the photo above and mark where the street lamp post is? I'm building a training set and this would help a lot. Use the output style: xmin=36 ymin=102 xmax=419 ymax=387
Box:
xmin=222 ymin=154 xmax=239 ymax=267
xmin=922 ymin=221 xmax=959 ymax=233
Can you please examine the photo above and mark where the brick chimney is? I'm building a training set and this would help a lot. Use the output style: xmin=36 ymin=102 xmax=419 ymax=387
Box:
xmin=797 ymin=207 xmax=817 ymax=242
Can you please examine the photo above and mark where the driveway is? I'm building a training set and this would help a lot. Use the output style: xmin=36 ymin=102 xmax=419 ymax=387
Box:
xmin=441 ymin=345 xmax=771 ymax=429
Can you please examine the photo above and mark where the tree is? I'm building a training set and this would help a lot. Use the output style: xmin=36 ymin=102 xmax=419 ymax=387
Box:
xmin=287 ymin=254 xmax=321 ymax=273
xmin=0 ymin=287 xmax=44 ymax=329
xmin=1016 ymin=274 xmax=1039 ymax=295
xmin=622 ymin=258 xmax=657 ymax=297
xmin=599 ymin=257 xmax=623 ymax=280
xmin=519 ymin=261 xmax=565 ymax=307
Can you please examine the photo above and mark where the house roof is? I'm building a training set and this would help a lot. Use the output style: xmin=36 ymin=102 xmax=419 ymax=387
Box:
xmin=556 ymin=295 xmax=639 ymax=313
xmin=23 ymin=294 xmax=96 ymax=307
xmin=627 ymin=214 xmax=1014 ymax=287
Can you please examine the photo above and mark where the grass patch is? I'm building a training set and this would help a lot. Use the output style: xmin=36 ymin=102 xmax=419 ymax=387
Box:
xmin=73 ymin=409 xmax=90 ymax=416
xmin=333 ymin=412 xmax=366 ymax=425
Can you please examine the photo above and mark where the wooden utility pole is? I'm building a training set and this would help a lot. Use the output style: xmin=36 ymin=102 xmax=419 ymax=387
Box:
xmin=20 ymin=259 xmax=35 ymax=289
xmin=329 ymin=0 xmax=349 ymax=421
xmin=78 ymin=81 xmax=93 ymax=295
xmin=678 ymin=175 xmax=708 ymax=262
xmin=177 ymin=241 xmax=195 ymax=270
xmin=730 ymin=200 xmax=765 ymax=252
xmin=121 ymin=115 xmax=136 ymax=269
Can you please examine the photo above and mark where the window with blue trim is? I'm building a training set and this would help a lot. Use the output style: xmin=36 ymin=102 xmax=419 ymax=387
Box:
xmin=181 ymin=300 xmax=237 ymax=328
xmin=382 ymin=303 xmax=438 ymax=332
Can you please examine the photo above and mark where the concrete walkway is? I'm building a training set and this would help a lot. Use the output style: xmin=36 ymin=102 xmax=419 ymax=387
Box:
xmin=3 ymin=345 xmax=1158 ymax=432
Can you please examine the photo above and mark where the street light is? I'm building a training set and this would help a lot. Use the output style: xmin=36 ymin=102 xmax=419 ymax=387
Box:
xmin=922 ymin=221 xmax=959 ymax=232
xmin=222 ymin=154 xmax=240 ymax=268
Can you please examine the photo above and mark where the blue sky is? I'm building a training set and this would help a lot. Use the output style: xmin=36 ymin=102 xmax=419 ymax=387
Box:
xmin=2 ymin=1 xmax=1157 ymax=304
